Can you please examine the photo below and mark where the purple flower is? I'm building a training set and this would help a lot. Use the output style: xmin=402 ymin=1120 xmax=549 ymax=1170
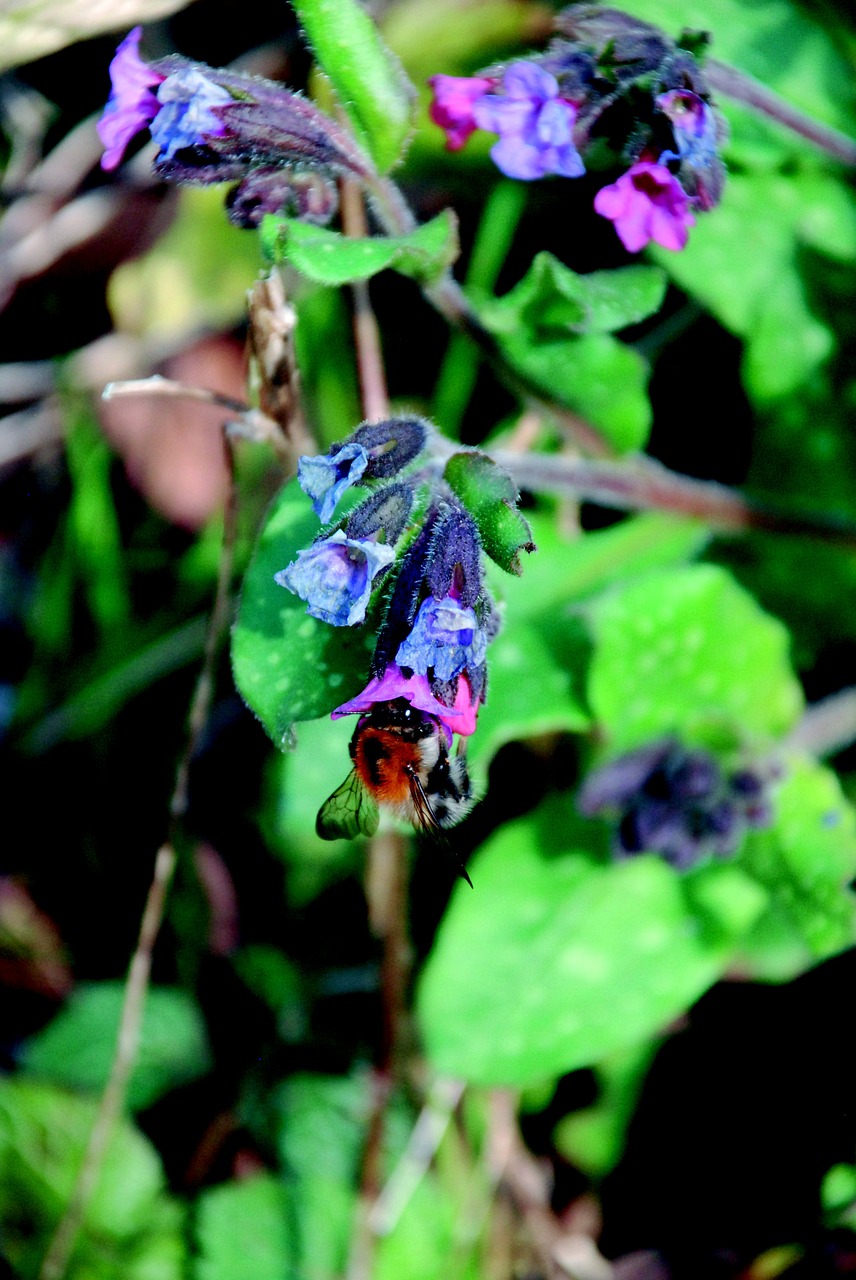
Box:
xmin=428 ymin=74 xmax=494 ymax=151
xmin=472 ymin=62 xmax=584 ymax=180
xmin=297 ymin=444 xmax=370 ymax=523
xmin=275 ymin=530 xmax=395 ymax=627
xmin=593 ymin=161 xmax=695 ymax=252
xmin=98 ymin=27 xmax=165 ymax=171
xmin=395 ymin=595 xmax=487 ymax=682
xmin=149 ymin=65 xmax=232 ymax=161
xmin=332 ymin=664 xmax=479 ymax=738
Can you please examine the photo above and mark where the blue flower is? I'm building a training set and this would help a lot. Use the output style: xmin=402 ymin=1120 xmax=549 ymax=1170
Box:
xmin=275 ymin=530 xmax=395 ymax=627
xmin=297 ymin=443 xmax=370 ymax=523
xmin=395 ymin=595 xmax=487 ymax=682
xmin=472 ymin=62 xmax=584 ymax=181
xmin=150 ymin=66 xmax=232 ymax=161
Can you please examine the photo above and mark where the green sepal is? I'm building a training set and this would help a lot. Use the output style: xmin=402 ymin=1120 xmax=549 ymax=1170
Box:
xmin=443 ymin=451 xmax=535 ymax=575
xmin=261 ymin=211 xmax=459 ymax=286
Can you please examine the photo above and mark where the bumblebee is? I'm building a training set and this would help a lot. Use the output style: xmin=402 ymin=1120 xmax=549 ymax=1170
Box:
xmin=316 ymin=699 xmax=474 ymax=879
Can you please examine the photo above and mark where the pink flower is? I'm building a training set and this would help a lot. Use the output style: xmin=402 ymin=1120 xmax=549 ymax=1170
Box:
xmin=332 ymin=664 xmax=479 ymax=739
xmin=429 ymin=74 xmax=494 ymax=151
xmin=594 ymin=161 xmax=695 ymax=253
xmin=97 ymin=27 xmax=166 ymax=171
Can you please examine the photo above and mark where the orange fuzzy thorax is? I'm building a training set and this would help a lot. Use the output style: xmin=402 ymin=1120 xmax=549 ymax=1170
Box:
xmin=353 ymin=728 xmax=423 ymax=807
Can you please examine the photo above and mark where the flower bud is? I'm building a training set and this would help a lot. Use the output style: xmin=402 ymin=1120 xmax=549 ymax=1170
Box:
xmin=443 ymin=452 xmax=535 ymax=576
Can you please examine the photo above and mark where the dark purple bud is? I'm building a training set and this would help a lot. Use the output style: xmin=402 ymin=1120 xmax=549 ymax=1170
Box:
xmin=580 ymin=739 xmax=775 ymax=871
xmin=226 ymin=166 xmax=339 ymax=229
xmin=579 ymin=740 xmax=676 ymax=815
xmin=348 ymin=417 xmax=429 ymax=480
xmin=425 ymin=505 xmax=483 ymax=608
xmin=346 ymin=484 xmax=414 ymax=545
xmin=371 ymin=515 xmax=439 ymax=676
xmin=666 ymin=751 xmax=721 ymax=802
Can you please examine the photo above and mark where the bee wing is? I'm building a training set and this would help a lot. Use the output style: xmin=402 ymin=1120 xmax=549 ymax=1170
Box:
xmin=316 ymin=769 xmax=380 ymax=841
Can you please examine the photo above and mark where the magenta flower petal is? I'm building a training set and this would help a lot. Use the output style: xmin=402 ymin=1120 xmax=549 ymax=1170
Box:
xmin=428 ymin=74 xmax=493 ymax=151
xmin=333 ymin=664 xmax=455 ymax=720
xmin=332 ymin=664 xmax=479 ymax=739
xmin=594 ymin=161 xmax=695 ymax=253
xmin=97 ymin=27 xmax=165 ymax=170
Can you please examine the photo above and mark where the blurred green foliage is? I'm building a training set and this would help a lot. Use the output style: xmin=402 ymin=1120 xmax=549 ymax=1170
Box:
xmin=4 ymin=0 xmax=856 ymax=1274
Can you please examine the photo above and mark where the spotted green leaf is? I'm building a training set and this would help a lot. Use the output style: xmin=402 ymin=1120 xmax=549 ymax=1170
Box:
xmin=737 ymin=756 xmax=856 ymax=979
xmin=231 ymin=482 xmax=376 ymax=745
xmin=587 ymin=564 xmax=804 ymax=752
xmin=418 ymin=814 xmax=758 ymax=1084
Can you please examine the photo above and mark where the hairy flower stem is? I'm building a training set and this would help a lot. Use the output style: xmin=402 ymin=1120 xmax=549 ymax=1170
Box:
xmin=495 ymin=451 xmax=856 ymax=549
xmin=705 ymin=58 xmax=856 ymax=166
xmin=38 ymin=436 xmax=239 ymax=1280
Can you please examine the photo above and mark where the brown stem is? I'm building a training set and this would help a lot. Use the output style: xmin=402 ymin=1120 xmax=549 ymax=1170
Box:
xmin=342 ymin=178 xmax=390 ymax=422
xmin=705 ymin=58 xmax=856 ymax=167
xmin=494 ymin=451 xmax=856 ymax=549
xmin=37 ymin=435 xmax=239 ymax=1280
xmin=787 ymin=687 xmax=856 ymax=758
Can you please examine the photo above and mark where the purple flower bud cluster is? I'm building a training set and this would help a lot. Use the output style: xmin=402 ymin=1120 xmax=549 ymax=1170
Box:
xmin=97 ymin=27 xmax=366 ymax=227
xmin=578 ymin=739 xmax=776 ymax=870
xmin=428 ymin=6 xmax=726 ymax=253
xmin=274 ymin=418 xmax=518 ymax=744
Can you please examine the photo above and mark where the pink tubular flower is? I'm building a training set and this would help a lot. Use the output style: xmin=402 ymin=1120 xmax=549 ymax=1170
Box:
xmin=97 ymin=27 xmax=166 ymax=170
xmin=594 ymin=161 xmax=695 ymax=253
xmin=332 ymin=665 xmax=479 ymax=739
xmin=428 ymin=74 xmax=494 ymax=151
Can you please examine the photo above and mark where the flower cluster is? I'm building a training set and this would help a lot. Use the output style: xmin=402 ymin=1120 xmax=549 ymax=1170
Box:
xmin=429 ymin=7 xmax=725 ymax=253
xmin=275 ymin=418 xmax=532 ymax=837
xmin=97 ymin=27 xmax=368 ymax=227
xmin=578 ymin=739 xmax=775 ymax=870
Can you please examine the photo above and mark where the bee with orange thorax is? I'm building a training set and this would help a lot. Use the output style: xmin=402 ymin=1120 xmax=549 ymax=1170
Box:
xmin=316 ymin=698 xmax=474 ymax=881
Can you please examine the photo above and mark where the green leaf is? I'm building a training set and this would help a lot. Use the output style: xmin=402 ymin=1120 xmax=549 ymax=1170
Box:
xmin=443 ymin=452 xmax=534 ymax=574
xmin=554 ymin=1040 xmax=659 ymax=1178
xmin=0 ymin=1079 xmax=185 ymax=1279
xmin=262 ymin=211 xmax=458 ymax=285
xmin=273 ymin=1074 xmax=367 ymax=1279
xmin=20 ymin=984 xmax=211 ymax=1111
xmin=418 ymin=814 xmax=751 ymax=1085
xmin=232 ymin=483 xmax=376 ymax=743
xmin=737 ymin=756 xmax=856 ymax=980
xmin=498 ymin=329 xmax=654 ymax=454
xmin=467 ymin=619 xmax=590 ymax=782
xmin=291 ymin=0 xmax=414 ymax=171
xmin=651 ymin=168 xmax=856 ymax=403
xmin=195 ymin=1176 xmax=291 ymax=1280
xmin=478 ymin=253 xmax=667 ymax=339
xmin=495 ymin=510 xmax=709 ymax=623
xmin=587 ymin=564 xmax=804 ymax=752
xmin=473 ymin=254 xmax=665 ymax=452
